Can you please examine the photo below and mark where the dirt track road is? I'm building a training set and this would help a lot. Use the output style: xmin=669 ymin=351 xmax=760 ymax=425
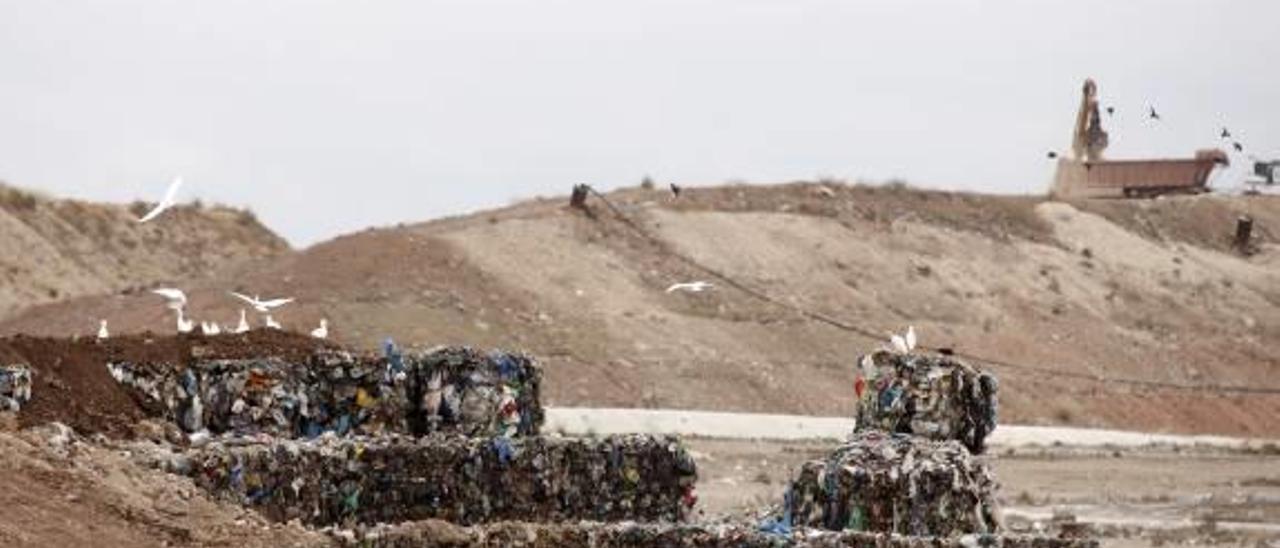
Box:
xmin=544 ymin=407 xmax=1274 ymax=448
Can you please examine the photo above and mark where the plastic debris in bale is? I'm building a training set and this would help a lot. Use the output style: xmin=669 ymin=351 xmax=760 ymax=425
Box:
xmin=186 ymin=433 xmax=697 ymax=526
xmin=108 ymin=353 xmax=406 ymax=437
xmin=784 ymin=431 xmax=1000 ymax=536
xmin=344 ymin=520 xmax=1100 ymax=548
xmin=0 ymin=364 xmax=32 ymax=412
xmin=854 ymin=349 xmax=998 ymax=453
xmin=402 ymin=346 xmax=543 ymax=438
xmin=106 ymin=345 xmax=543 ymax=438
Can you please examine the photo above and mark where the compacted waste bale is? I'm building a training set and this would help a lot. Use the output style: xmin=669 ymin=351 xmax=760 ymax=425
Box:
xmin=0 ymin=364 xmax=32 ymax=412
xmin=784 ymin=431 xmax=1000 ymax=536
xmin=108 ymin=345 xmax=543 ymax=438
xmin=349 ymin=520 xmax=1099 ymax=548
xmin=187 ymin=433 xmax=697 ymax=526
xmin=853 ymin=350 xmax=998 ymax=453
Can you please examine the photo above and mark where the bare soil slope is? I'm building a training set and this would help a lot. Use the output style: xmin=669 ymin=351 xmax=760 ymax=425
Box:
xmin=4 ymin=182 xmax=1278 ymax=436
xmin=0 ymin=423 xmax=325 ymax=547
xmin=0 ymin=183 xmax=289 ymax=319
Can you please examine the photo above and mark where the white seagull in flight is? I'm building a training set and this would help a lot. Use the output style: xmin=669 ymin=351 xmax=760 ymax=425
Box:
xmin=665 ymin=281 xmax=714 ymax=293
xmin=229 ymin=292 xmax=295 ymax=313
xmin=151 ymin=288 xmax=188 ymax=311
xmin=137 ymin=177 xmax=183 ymax=223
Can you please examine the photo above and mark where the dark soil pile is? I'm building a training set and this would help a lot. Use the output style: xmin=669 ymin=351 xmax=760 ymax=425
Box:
xmin=0 ymin=330 xmax=339 ymax=437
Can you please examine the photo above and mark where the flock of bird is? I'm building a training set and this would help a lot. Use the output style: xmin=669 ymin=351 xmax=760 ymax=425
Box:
xmin=1047 ymin=103 xmax=1251 ymax=159
xmin=107 ymin=175 xmax=711 ymax=341
xmin=95 ymin=177 xmax=328 ymax=341
xmin=107 ymin=174 xmax=907 ymax=350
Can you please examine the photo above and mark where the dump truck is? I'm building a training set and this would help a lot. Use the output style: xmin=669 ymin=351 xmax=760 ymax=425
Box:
xmin=1049 ymin=79 xmax=1228 ymax=199
xmin=1052 ymin=150 xmax=1228 ymax=199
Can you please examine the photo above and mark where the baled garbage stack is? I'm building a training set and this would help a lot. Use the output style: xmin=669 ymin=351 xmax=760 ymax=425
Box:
xmin=785 ymin=431 xmax=1000 ymax=536
xmin=107 ymin=345 xmax=543 ymax=438
xmin=854 ymin=349 xmax=998 ymax=453
xmin=352 ymin=520 xmax=1100 ymax=548
xmin=403 ymin=346 xmax=543 ymax=437
xmin=0 ymin=364 xmax=32 ymax=411
xmin=188 ymin=433 xmax=698 ymax=526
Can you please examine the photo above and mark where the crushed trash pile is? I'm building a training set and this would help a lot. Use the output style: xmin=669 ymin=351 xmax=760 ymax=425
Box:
xmin=753 ymin=350 xmax=1010 ymax=540
xmin=184 ymin=433 xmax=697 ymax=526
xmin=0 ymin=364 xmax=32 ymax=412
xmin=342 ymin=519 xmax=1099 ymax=548
xmin=782 ymin=431 xmax=1000 ymax=536
xmin=6 ymin=331 xmax=1092 ymax=547
xmin=854 ymin=349 xmax=998 ymax=454
xmin=108 ymin=345 xmax=543 ymax=438
xmin=99 ymin=339 xmax=703 ymax=531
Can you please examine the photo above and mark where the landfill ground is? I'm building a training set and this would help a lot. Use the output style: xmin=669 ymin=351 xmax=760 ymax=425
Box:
xmin=1 ymin=184 xmax=1278 ymax=545
xmin=0 ymin=419 xmax=1275 ymax=547
xmin=0 ymin=330 xmax=338 ymax=436
xmin=688 ymin=437 xmax=1280 ymax=548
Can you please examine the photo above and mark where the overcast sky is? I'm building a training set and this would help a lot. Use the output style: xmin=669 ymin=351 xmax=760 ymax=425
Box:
xmin=2 ymin=0 xmax=1277 ymax=246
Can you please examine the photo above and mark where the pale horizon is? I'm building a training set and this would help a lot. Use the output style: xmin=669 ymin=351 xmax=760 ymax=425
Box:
xmin=2 ymin=0 xmax=1277 ymax=246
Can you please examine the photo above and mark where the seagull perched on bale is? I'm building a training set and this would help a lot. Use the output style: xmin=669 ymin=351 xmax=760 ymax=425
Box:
xmin=137 ymin=177 xmax=183 ymax=223
xmin=233 ymin=309 xmax=250 ymax=334
xmin=665 ymin=281 xmax=713 ymax=293
xmin=97 ymin=320 xmax=109 ymax=340
xmin=310 ymin=319 xmax=328 ymax=339
xmin=175 ymin=309 xmax=195 ymax=333
xmin=200 ymin=321 xmax=221 ymax=336
xmin=230 ymin=292 xmax=294 ymax=313
xmin=264 ymin=315 xmax=282 ymax=330
xmin=887 ymin=325 xmax=917 ymax=354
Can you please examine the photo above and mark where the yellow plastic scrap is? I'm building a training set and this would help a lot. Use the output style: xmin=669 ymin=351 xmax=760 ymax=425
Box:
xmin=356 ymin=388 xmax=376 ymax=408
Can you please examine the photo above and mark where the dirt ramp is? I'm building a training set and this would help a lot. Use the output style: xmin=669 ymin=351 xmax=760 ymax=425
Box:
xmin=0 ymin=330 xmax=334 ymax=436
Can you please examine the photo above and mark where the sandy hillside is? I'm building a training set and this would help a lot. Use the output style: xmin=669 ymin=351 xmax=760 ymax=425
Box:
xmin=0 ymin=183 xmax=289 ymax=319
xmin=3 ymin=182 xmax=1278 ymax=436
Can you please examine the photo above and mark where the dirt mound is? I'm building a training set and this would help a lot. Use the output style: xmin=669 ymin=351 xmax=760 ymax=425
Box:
xmin=0 ymin=330 xmax=336 ymax=436
xmin=0 ymin=182 xmax=289 ymax=320
xmin=3 ymin=182 xmax=1279 ymax=437
xmin=0 ymin=427 xmax=326 ymax=547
